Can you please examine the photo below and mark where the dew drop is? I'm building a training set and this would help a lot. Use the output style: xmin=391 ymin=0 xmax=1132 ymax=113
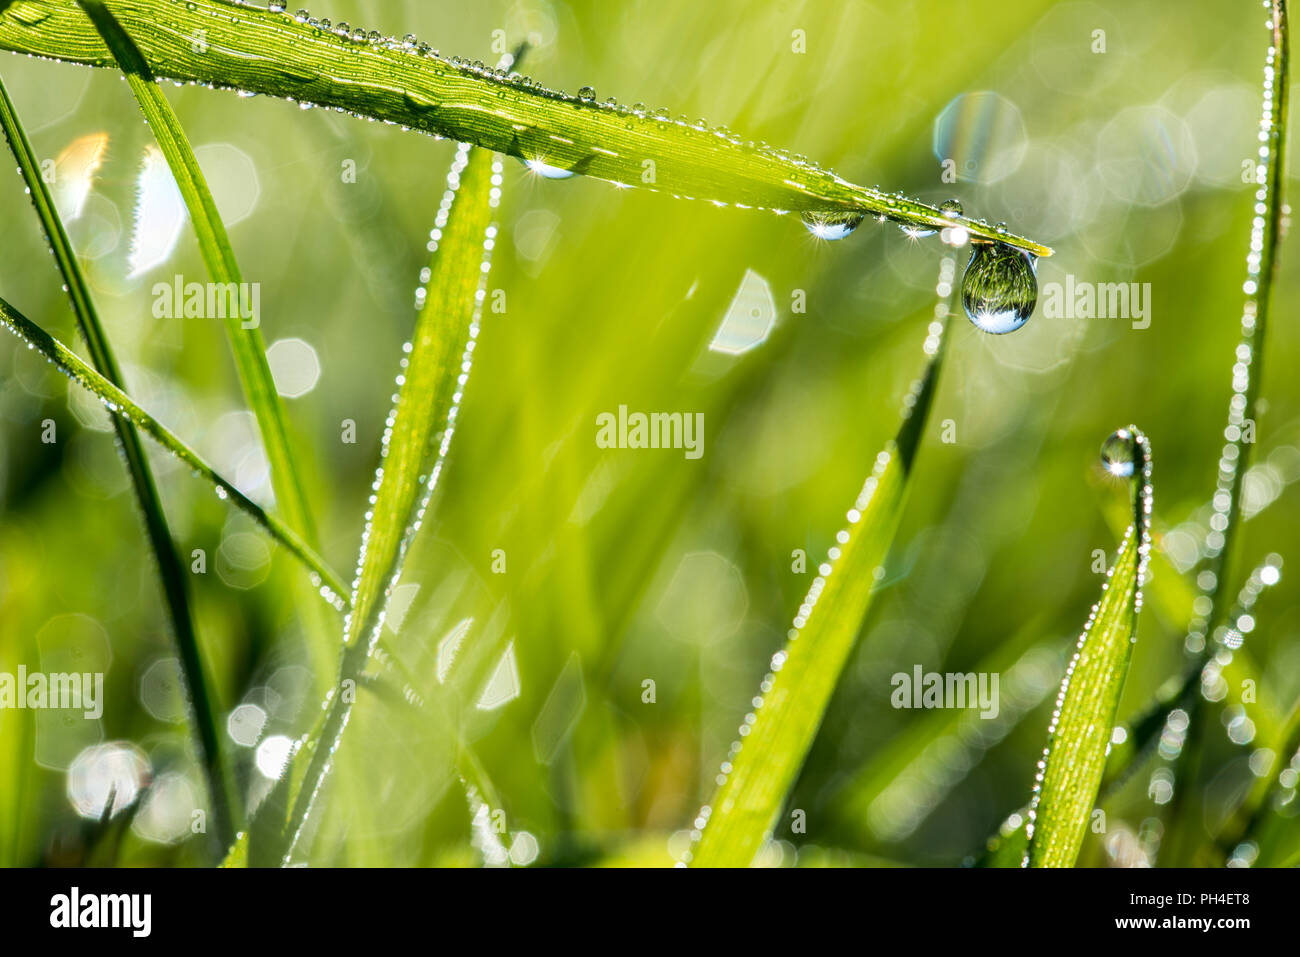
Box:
xmin=939 ymin=198 xmax=963 ymax=218
xmin=960 ymin=242 xmax=1038 ymax=334
xmin=801 ymin=210 xmax=866 ymax=241
xmin=1101 ymin=430 xmax=1136 ymax=478
xmin=523 ymin=158 xmax=575 ymax=179
xmin=898 ymin=222 xmax=937 ymax=239
xmin=577 ymin=86 xmax=596 ymax=101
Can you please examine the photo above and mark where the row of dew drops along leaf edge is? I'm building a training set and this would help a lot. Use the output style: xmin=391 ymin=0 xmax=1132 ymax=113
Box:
xmin=178 ymin=2 xmax=1041 ymax=334
xmin=270 ymin=145 xmax=502 ymax=864
xmin=1022 ymin=426 xmax=1154 ymax=867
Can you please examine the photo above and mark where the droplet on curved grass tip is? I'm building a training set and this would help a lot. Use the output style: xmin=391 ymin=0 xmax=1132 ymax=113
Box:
xmin=961 ymin=242 xmax=1038 ymax=334
xmin=523 ymin=158 xmax=575 ymax=179
xmin=800 ymin=210 xmax=866 ymax=240
xmin=1101 ymin=430 xmax=1136 ymax=478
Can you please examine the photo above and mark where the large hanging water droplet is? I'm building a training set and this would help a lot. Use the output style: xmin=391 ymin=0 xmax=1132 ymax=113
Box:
xmin=801 ymin=210 xmax=865 ymax=241
xmin=960 ymin=242 xmax=1038 ymax=334
xmin=1101 ymin=429 xmax=1136 ymax=477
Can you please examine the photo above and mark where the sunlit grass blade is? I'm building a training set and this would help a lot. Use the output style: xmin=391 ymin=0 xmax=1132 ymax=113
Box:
xmin=1024 ymin=426 xmax=1152 ymax=868
xmin=0 ymin=74 xmax=239 ymax=849
xmin=686 ymin=257 xmax=957 ymax=868
xmin=236 ymin=144 xmax=502 ymax=866
xmin=1158 ymin=0 xmax=1288 ymax=864
xmin=75 ymin=0 xmax=339 ymax=678
xmin=0 ymin=0 xmax=1051 ymax=257
xmin=981 ymin=558 xmax=1274 ymax=867
xmin=0 ymin=294 xmax=348 ymax=601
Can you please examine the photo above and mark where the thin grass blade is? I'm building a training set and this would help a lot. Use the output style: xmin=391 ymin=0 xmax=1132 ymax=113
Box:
xmin=0 ymin=294 xmax=348 ymax=601
xmin=0 ymin=75 xmax=240 ymax=848
xmin=1154 ymin=1 xmax=1288 ymax=865
xmin=686 ymin=257 xmax=957 ymax=867
xmin=1023 ymin=427 xmax=1153 ymax=868
xmin=234 ymin=144 xmax=502 ymax=866
xmin=75 ymin=0 xmax=340 ymax=680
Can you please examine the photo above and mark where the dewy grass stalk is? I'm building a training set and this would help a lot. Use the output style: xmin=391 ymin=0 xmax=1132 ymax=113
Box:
xmin=77 ymin=0 xmax=344 ymax=691
xmin=235 ymin=144 xmax=503 ymax=866
xmin=1150 ymin=0 xmax=1288 ymax=866
xmin=0 ymin=74 xmax=239 ymax=848
xmin=688 ymin=257 xmax=957 ymax=867
xmin=1024 ymin=428 xmax=1152 ymax=868
xmin=0 ymin=0 xmax=1054 ymax=256
xmin=0 ymin=294 xmax=349 ymax=601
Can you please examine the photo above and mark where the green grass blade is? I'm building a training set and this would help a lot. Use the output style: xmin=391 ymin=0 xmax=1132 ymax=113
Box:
xmin=78 ymin=0 xmax=342 ymax=687
xmin=1024 ymin=426 xmax=1153 ymax=868
xmin=0 ymin=74 xmax=239 ymax=849
xmin=0 ymin=0 xmax=1052 ymax=258
xmin=1197 ymin=0 xmax=1288 ymax=635
xmin=0 ymin=294 xmax=348 ymax=601
xmin=687 ymin=257 xmax=957 ymax=868
xmin=238 ymin=144 xmax=502 ymax=866
xmin=1156 ymin=2 xmax=1288 ymax=865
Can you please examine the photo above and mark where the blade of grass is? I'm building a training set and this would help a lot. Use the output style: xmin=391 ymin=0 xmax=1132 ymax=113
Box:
xmin=75 ymin=0 xmax=340 ymax=683
xmin=234 ymin=143 xmax=503 ymax=866
xmin=0 ymin=0 xmax=1052 ymax=257
xmin=686 ymin=256 xmax=957 ymax=868
xmin=979 ymin=557 xmax=1273 ymax=867
xmin=1159 ymin=0 xmax=1288 ymax=864
xmin=1024 ymin=426 xmax=1153 ymax=868
xmin=0 ymin=75 xmax=240 ymax=849
xmin=0 ymin=293 xmax=349 ymax=601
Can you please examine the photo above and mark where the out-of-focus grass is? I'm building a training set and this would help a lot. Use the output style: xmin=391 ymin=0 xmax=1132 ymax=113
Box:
xmin=0 ymin=0 xmax=1297 ymax=867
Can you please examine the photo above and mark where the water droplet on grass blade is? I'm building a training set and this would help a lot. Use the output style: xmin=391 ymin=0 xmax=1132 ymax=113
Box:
xmin=940 ymin=198 xmax=964 ymax=218
xmin=1101 ymin=430 xmax=1137 ymax=477
xmin=523 ymin=158 xmax=575 ymax=179
xmin=898 ymin=222 xmax=937 ymax=239
xmin=801 ymin=210 xmax=866 ymax=240
xmin=961 ymin=242 xmax=1038 ymax=334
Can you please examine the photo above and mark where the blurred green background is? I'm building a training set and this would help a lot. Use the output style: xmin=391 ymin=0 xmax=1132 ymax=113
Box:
xmin=1 ymin=0 xmax=1298 ymax=866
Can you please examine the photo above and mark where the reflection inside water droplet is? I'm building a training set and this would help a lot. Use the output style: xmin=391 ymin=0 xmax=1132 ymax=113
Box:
xmin=800 ymin=210 xmax=866 ymax=240
xmin=940 ymin=198 xmax=964 ymax=218
xmin=960 ymin=242 xmax=1038 ymax=334
xmin=1101 ymin=429 xmax=1136 ymax=477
